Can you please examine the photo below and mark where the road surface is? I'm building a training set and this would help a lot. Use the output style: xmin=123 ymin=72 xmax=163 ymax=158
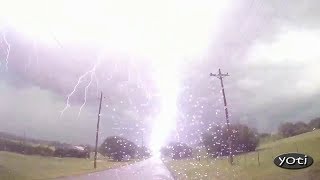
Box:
xmin=57 ymin=157 xmax=174 ymax=180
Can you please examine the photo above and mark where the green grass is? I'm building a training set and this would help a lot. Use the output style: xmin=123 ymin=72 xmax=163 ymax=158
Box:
xmin=164 ymin=130 xmax=320 ymax=180
xmin=0 ymin=151 xmax=134 ymax=180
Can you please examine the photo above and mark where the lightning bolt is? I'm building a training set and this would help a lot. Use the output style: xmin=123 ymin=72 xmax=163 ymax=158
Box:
xmin=60 ymin=55 xmax=102 ymax=118
xmin=93 ymin=70 xmax=100 ymax=97
xmin=77 ymin=67 xmax=96 ymax=119
xmin=52 ymin=30 xmax=104 ymax=118
xmin=60 ymin=70 xmax=90 ymax=117
xmin=2 ymin=31 xmax=10 ymax=71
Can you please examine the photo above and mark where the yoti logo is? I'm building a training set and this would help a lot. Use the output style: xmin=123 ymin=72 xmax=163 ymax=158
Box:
xmin=274 ymin=153 xmax=314 ymax=169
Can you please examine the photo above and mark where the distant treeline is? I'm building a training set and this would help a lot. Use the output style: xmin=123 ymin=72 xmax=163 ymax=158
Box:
xmin=0 ymin=131 xmax=73 ymax=148
xmin=258 ymin=117 xmax=320 ymax=144
xmin=160 ymin=117 xmax=320 ymax=160
xmin=0 ymin=138 xmax=54 ymax=156
xmin=0 ymin=138 xmax=91 ymax=159
xmin=277 ymin=117 xmax=320 ymax=138
xmin=160 ymin=123 xmax=260 ymax=160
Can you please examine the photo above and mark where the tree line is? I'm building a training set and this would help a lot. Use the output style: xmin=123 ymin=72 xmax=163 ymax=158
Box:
xmin=160 ymin=117 xmax=320 ymax=160
xmin=278 ymin=117 xmax=320 ymax=138
xmin=1 ymin=117 xmax=319 ymax=161
xmin=0 ymin=138 xmax=92 ymax=158
xmin=0 ymin=138 xmax=55 ymax=156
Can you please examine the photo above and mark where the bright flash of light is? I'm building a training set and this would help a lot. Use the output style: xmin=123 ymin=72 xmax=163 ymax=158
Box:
xmin=149 ymin=60 xmax=180 ymax=156
xmin=0 ymin=0 xmax=232 ymax=151
xmin=0 ymin=0 xmax=231 ymax=59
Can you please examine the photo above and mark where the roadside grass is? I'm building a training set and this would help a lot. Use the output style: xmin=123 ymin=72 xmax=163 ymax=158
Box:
xmin=0 ymin=151 xmax=135 ymax=180
xmin=164 ymin=129 xmax=320 ymax=180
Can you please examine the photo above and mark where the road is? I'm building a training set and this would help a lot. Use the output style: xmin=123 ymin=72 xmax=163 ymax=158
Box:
xmin=57 ymin=157 xmax=174 ymax=180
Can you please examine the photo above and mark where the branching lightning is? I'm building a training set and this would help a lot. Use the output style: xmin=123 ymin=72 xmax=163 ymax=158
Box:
xmin=60 ymin=59 xmax=101 ymax=118
xmin=78 ymin=68 xmax=96 ymax=119
xmin=52 ymin=30 xmax=104 ymax=119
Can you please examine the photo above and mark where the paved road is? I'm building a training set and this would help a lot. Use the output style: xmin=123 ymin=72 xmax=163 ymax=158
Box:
xmin=57 ymin=157 xmax=174 ymax=180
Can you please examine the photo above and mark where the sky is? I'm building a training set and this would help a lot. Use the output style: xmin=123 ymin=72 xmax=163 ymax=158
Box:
xmin=0 ymin=0 xmax=320 ymax=147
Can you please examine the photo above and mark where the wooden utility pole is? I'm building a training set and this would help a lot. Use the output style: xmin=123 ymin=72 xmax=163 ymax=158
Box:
xmin=94 ymin=92 xmax=103 ymax=169
xmin=210 ymin=68 xmax=233 ymax=165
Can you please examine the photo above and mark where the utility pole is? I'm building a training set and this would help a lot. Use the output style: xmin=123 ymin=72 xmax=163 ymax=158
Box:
xmin=94 ymin=91 xmax=103 ymax=169
xmin=210 ymin=68 xmax=233 ymax=165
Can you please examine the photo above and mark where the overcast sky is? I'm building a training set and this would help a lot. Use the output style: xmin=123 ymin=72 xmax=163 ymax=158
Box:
xmin=0 ymin=0 xmax=320 ymax=146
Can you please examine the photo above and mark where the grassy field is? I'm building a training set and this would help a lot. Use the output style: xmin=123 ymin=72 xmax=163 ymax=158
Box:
xmin=164 ymin=130 xmax=320 ymax=180
xmin=0 ymin=152 xmax=135 ymax=180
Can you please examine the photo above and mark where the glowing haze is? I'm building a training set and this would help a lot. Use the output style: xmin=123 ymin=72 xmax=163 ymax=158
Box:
xmin=0 ymin=0 xmax=231 ymax=153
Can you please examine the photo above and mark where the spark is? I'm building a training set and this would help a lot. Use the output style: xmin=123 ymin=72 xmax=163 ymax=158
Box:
xmin=2 ymin=31 xmax=10 ymax=71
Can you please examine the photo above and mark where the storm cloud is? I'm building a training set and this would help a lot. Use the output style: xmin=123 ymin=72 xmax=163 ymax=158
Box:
xmin=0 ymin=0 xmax=320 ymax=145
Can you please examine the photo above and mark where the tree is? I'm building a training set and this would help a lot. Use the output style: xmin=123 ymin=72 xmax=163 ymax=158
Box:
xmin=278 ymin=121 xmax=311 ymax=138
xmin=294 ymin=122 xmax=310 ymax=135
xmin=309 ymin=118 xmax=320 ymax=130
xmin=202 ymin=125 xmax=226 ymax=157
xmin=233 ymin=124 xmax=259 ymax=153
xmin=202 ymin=123 xmax=259 ymax=157
xmin=278 ymin=122 xmax=296 ymax=138
xmin=99 ymin=136 xmax=138 ymax=161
